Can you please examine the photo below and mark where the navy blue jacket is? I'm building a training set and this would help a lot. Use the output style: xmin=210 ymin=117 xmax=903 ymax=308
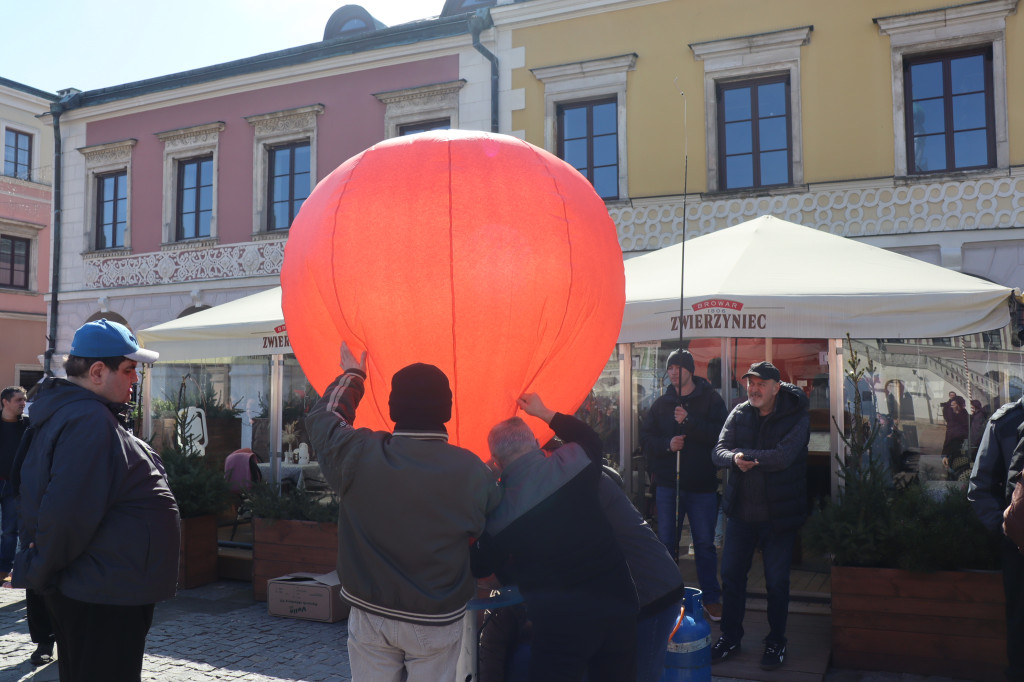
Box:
xmin=640 ymin=377 xmax=728 ymax=491
xmin=969 ymin=398 xmax=1024 ymax=533
xmin=15 ymin=378 xmax=180 ymax=605
xmin=713 ymin=382 xmax=810 ymax=533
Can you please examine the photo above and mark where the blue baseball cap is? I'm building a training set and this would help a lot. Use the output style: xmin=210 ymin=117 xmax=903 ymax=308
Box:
xmin=69 ymin=319 xmax=159 ymax=363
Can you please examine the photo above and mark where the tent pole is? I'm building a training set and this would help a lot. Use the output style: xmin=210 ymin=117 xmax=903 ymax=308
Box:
xmin=270 ymin=354 xmax=284 ymax=486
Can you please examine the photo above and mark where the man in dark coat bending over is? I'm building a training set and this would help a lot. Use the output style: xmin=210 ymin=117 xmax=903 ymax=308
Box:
xmin=710 ymin=361 xmax=809 ymax=672
xmin=472 ymin=393 xmax=638 ymax=682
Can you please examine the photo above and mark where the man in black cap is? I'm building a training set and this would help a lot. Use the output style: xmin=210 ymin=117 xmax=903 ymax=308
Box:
xmin=306 ymin=342 xmax=501 ymax=682
xmin=710 ymin=361 xmax=809 ymax=672
xmin=640 ymin=349 xmax=727 ymax=620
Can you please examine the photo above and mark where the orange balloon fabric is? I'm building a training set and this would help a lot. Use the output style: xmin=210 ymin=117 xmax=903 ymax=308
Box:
xmin=281 ymin=130 xmax=625 ymax=459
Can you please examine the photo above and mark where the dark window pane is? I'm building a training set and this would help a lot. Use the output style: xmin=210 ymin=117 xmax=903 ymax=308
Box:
xmin=199 ymin=212 xmax=211 ymax=237
xmin=117 ymin=179 xmax=127 ymax=200
xmin=758 ymin=82 xmax=787 ymax=117
xmin=723 ymin=88 xmax=751 ymax=122
xmin=563 ymin=139 xmax=587 ymax=170
xmin=182 ymin=188 xmax=196 ymax=210
xmin=954 ymin=129 xmax=989 ymax=167
xmin=592 ymin=166 xmax=617 ymax=199
xmin=182 ymin=163 xmax=196 ymax=187
xmin=592 ymin=102 xmax=616 ymax=136
xmin=562 ymin=108 xmax=587 ymax=137
xmin=725 ymin=155 xmax=753 ymax=189
xmin=759 ymin=117 xmax=788 ymax=152
xmin=200 ymin=158 xmax=212 ymax=179
xmin=913 ymin=99 xmax=946 ymax=135
xmin=953 ymin=92 xmax=986 ymax=130
xmin=910 ymin=61 xmax=943 ymax=99
xmin=593 ymin=135 xmax=617 ymax=166
xmin=914 ymin=134 xmax=946 ymax=172
xmin=103 ymin=203 xmax=113 ymax=224
xmin=295 ymin=197 xmax=305 ymax=215
xmin=760 ymin=150 xmax=789 ymax=185
xmin=724 ymin=121 xmax=752 ymax=154
xmin=294 ymin=144 xmax=310 ymax=169
xmin=103 ymin=178 xmax=115 ymax=201
xmin=950 ymin=55 xmax=984 ymax=95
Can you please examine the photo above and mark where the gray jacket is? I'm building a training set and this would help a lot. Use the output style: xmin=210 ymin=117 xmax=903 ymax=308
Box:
xmin=969 ymin=398 xmax=1024 ymax=533
xmin=306 ymin=370 xmax=501 ymax=626
xmin=15 ymin=378 xmax=180 ymax=605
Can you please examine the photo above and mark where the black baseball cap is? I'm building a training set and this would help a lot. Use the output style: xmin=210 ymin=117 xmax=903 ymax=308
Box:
xmin=742 ymin=361 xmax=781 ymax=382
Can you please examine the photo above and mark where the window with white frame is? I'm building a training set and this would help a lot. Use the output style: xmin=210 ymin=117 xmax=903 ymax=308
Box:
xmin=374 ymin=81 xmax=464 ymax=139
xmin=156 ymin=122 xmax=224 ymax=245
xmin=245 ymin=105 xmax=323 ymax=236
xmin=532 ymin=54 xmax=636 ymax=201
xmin=79 ymin=139 xmax=136 ymax=253
xmin=691 ymin=26 xmax=811 ymax=193
xmin=875 ymin=0 xmax=1013 ymax=177
xmin=3 ymin=128 xmax=32 ymax=181
xmin=0 ymin=219 xmax=42 ymax=291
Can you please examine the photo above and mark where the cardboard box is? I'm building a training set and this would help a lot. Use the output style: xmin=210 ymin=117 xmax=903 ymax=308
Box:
xmin=267 ymin=571 xmax=350 ymax=623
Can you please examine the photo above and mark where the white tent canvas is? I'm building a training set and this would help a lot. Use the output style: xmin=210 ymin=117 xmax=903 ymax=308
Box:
xmin=620 ymin=216 xmax=1014 ymax=343
xmin=138 ymin=287 xmax=290 ymax=361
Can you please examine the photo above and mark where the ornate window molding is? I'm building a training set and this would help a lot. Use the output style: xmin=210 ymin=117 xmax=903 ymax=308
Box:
xmin=79 ymin=139 xmax=136 ymax=253
xmin=875 ymin=0 xmax=1015 ymax=176
xmin=245 ymin=104 xmax=324 ymax=235
xmin=691 ymin=26 xmax=812 ymax=193
xmin=156 ymin=122 xmax=224 ymax=244
xmin=531 ymin=54 xmax=636 ymax=200
xmin=374 ymin=81 xmax=465 ymax=139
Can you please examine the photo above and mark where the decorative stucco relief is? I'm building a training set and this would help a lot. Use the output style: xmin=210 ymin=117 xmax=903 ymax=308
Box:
xmin=613 ymin=175 xmax=1024 ymax=252
xmin=83 ymin=241 xmax=285 ymax=289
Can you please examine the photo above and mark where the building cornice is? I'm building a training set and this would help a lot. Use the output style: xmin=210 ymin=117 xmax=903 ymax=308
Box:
xmin=491 ymin=0 xmax=669 ymax=30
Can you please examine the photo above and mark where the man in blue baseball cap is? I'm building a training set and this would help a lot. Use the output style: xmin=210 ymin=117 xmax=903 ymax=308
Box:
xmin=14 ymin=318 xmax=179 ymax=681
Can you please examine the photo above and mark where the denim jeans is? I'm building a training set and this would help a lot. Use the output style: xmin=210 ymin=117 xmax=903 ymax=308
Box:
xmin=0 ymin=481 xmax=18 ymax=574
xmin=347 ymin=607 xmax=463 ymax=682
xmin=655 ymin=487 xmax=721 ymax=604
xmin=719 ymin=517 xmax=796 ymax=646
xmin=635 ymin=597 xmax=682 ymax=682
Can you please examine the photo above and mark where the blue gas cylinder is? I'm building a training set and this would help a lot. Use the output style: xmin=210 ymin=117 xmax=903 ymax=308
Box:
xmin=661 ymin=587 xmax=712 ymax=682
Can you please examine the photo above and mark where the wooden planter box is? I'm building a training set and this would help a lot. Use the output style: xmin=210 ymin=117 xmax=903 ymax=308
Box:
xmin=178 ymin=514 xmax=218 ymax=589
xmin=831 ymin=565 xmax=1007 ymax=681
xmin=252 ymin=518 xmax=338 ymax=601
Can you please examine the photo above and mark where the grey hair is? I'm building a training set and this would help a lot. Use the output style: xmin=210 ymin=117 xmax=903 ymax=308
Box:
xmin=488 ymin=416 xmax=538 ymax=468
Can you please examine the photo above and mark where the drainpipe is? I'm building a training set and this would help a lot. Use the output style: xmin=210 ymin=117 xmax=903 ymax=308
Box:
xmin=43 ymin=89 xmax=81 ymax=376
xmin=469 ymin=8 xmax=499 ymax=133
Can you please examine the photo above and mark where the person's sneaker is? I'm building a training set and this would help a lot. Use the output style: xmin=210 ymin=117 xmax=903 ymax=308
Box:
xmin=30 ymin=642 xmax=54 ymax=666
xmin=704 ymin=602 xmax=722 ymax=621
xmin=710 ymin=636 xmax=739 ymax=663
xmin=760 ymin=640 xmax=786 ymax=670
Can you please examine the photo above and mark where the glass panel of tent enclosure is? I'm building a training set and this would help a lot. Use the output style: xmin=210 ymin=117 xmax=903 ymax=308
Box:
xmin=144 ymin=322 xmax=1024 ymax=499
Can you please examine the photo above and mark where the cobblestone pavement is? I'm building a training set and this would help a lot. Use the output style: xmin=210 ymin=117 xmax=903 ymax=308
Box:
xmin=0 ymin=580 xmax=978 ymax=682
xmin=0 ymin=581 xmax=351 ymax=682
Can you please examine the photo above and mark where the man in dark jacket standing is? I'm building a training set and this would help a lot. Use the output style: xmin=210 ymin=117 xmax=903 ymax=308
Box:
xmin=710 ymin=361 xmax=809 ymax=672
xmin=15 ymin=318 xmax=180 ymax=682
xmin=306 ymin=342 xmax=501 ymax=681
xmin=0 ymin=385 xmax=28 ymax=582
xmin=640 ymin=349 xmax=727 ymax=619
xmin=968 ymin=396 xmax=1024 ymax=682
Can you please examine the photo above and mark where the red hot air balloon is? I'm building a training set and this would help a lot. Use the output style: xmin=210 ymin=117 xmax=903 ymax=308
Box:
xmin=281 ymin=129 xmax=625 ymax=459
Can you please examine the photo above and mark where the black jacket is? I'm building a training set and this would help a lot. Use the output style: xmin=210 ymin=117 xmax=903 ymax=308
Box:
xmin=713 ymin=382 xmax=810 ymax=533
xmin=640 ymin=377 xmax=728 ymax=491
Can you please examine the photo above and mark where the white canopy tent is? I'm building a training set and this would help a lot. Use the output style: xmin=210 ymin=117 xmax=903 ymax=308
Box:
xmin=138 ymin=287 xmax=290 ymax=480
xmin=621 ymin=215 xmax=1013 ymax=343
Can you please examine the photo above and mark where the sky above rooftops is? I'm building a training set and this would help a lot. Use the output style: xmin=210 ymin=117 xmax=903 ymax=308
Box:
xmin=7 ymin=0 xmax=439 ymax=94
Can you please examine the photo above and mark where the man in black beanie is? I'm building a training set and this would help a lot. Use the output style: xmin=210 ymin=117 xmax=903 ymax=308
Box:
xmin=306 ymin=342 xmax=501 ymax=682
xmin=640 ymin=348 xmax=727 ymax=621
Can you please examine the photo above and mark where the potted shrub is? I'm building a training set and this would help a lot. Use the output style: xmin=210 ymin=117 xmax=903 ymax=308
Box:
xmin=162 ymin=410 xmax=230 ymax=589
xmin=246 ymin=481 xmax=339 ymax=600
xmin=803 ymin=338 xmax=1005 ymax=682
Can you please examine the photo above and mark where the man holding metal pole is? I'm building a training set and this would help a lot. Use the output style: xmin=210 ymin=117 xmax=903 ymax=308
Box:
xmin=641 ymin=349 xmax=727 ymax=621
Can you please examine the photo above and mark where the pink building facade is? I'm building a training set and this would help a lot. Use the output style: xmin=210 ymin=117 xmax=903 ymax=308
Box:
xmin=0 ymin=78 xmax=54 ymax=389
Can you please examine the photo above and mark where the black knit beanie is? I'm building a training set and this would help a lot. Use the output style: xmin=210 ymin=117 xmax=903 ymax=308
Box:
xmin=389 ymin=363 xmax=453 ymax=431
xmin=666 ymin=349 xmax=695 ymax=374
